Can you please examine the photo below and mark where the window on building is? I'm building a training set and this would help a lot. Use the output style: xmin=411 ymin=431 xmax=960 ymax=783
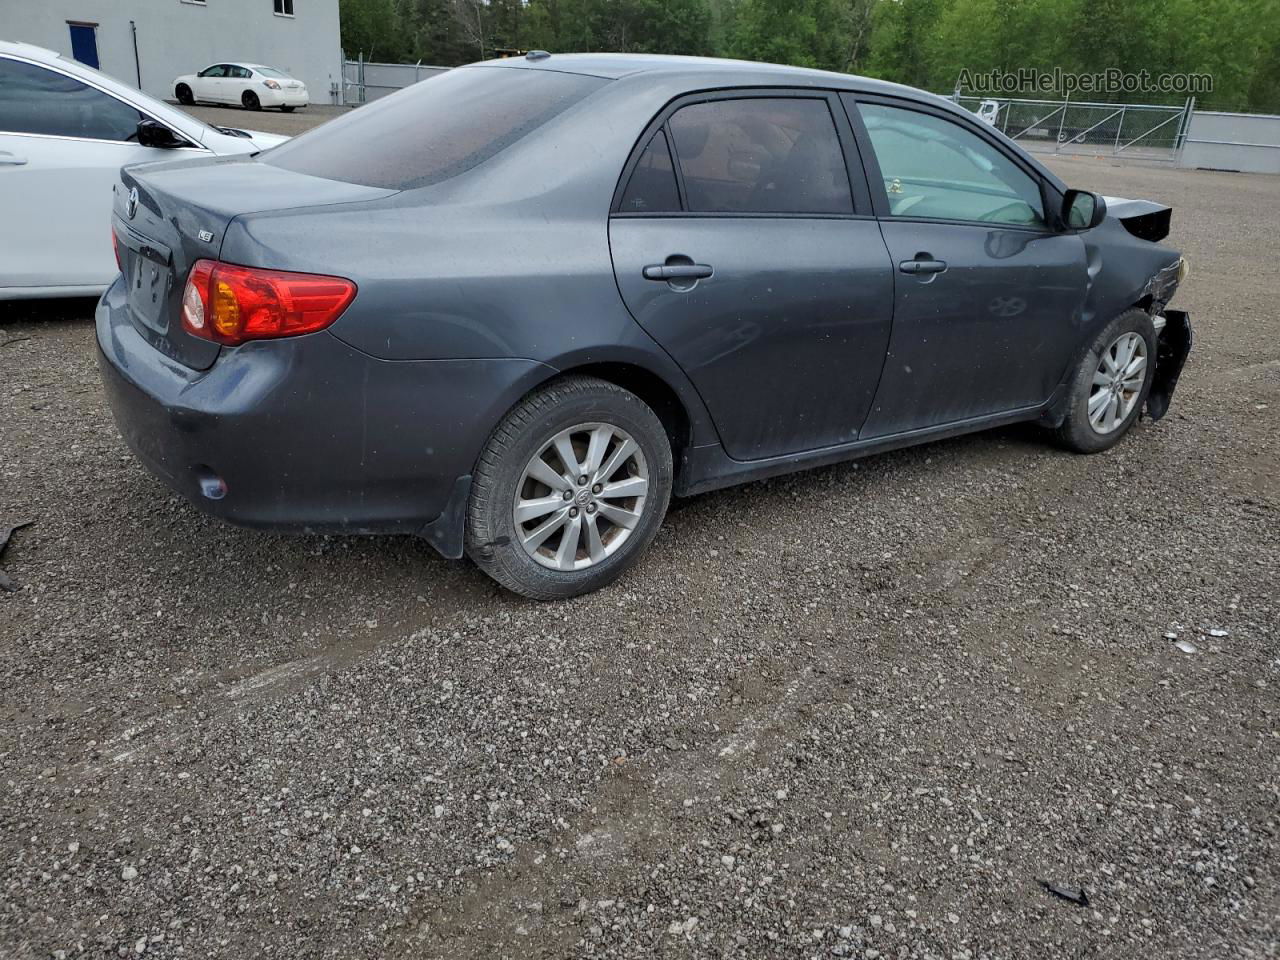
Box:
xmin=0 ymin=56 xmax=142 ymax=142
xmin=274 ymin=0 xmax=295 ymax=15
xmin=666 ymin=98 xmax=854 ymax=215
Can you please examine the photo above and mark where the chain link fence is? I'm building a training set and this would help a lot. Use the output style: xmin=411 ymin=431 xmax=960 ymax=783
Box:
xmin=342 ymin=57 xmax=449 ymax=104
xmin=954 ymin=96 xmax=1194 ymax=162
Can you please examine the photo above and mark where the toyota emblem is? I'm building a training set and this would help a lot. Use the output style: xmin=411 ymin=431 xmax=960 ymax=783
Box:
xmin=126 ymin=186 xmax=139 ymax=220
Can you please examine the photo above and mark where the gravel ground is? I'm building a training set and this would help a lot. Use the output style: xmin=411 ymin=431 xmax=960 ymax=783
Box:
xmin=1 ymin=152 xmax=1277 ymax=960
xmin=178 ymin=102 xmax=350 ymax=137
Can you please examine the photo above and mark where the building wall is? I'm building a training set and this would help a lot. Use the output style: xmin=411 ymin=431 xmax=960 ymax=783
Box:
xmin=1179 ymin=111 xmax=1280 ymax=175
xmin=1 ymin=0 xmax=343 ymax=103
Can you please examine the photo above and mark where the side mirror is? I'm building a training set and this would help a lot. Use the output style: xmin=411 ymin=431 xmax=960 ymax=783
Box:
xmin=136 ymin=119 xmax=187 ymax=149
xmin=1062 ymin=189 xmax=1107 ymax=230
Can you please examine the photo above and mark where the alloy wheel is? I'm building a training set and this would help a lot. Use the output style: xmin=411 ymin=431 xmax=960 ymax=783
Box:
xmin=1088 ymin=332 xmax=1148 ymax=434
xmin=513 ymin=422 xmax=649 ymax=571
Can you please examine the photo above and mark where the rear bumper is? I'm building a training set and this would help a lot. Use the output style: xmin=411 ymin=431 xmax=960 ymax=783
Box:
xmin=260 ymin=87 xmax=308 ymax=107
xmin=95 ymin=277 xmax=550 ymax=550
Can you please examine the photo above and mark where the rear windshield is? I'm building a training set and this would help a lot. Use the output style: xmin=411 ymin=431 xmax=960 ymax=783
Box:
xmin=255 ymin=67 xmax=291 ymax=79
xmin=264 ymin=67 xmax=607 ymax=190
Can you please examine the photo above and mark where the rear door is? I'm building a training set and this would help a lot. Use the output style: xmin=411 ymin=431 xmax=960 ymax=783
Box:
xmin=608 ymin=91 xmax=895 ymax=461
xmin=844 ymin=95 xmax=1088 ymax=437
xmin=0 ymin=54 xmax=180 ymax=291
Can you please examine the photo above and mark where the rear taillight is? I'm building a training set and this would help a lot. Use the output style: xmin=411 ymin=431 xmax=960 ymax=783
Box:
xmin=112 ymin=230 xmax=121 ymax=272
xmin=180 ymin=260 xmax=356 ymax=346
xmin=263 ymin=79 xmax=281 ymax=90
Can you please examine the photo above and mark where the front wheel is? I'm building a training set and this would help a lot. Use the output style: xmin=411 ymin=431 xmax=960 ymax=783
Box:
xmin=1054 ymin=308 xmax=1157 ymax=453
xmin=175 ymin=84 xmax=194 ymax=105
xmin=242 ymin=91 xmax=261 ymax=111
xmin=465 ymin=376 xmax=673 ymax=600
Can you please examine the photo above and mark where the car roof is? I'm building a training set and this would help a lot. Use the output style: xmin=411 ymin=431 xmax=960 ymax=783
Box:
xmin=469 ymin=53 xmax=1066 ymax=191
xmin=471 ymin=52 xmax=934 ymax=99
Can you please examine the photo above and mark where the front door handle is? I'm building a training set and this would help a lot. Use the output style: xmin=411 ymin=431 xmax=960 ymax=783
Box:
xmin=899 ymin=257 xmax=947 ymax=275
xmin=643 ymin=262 xmax=713 ymax=281
xmin=0 ymin=151 xmax=28 ymax=166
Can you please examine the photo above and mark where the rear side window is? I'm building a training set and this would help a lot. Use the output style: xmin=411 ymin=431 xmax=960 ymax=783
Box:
xmin=667 ymin=98 xmax=853 ymax=215
xmin=0 ymin=57 xmax=143 ymax=142
xmin=619 ymin=129 xmax=680 ymax=213
xmin=265 ymin=67 xmax=607 ymax=190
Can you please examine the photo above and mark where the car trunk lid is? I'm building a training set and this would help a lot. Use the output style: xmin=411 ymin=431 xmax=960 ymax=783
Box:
xmin=113 ymin=155 xmax=395 ymax=370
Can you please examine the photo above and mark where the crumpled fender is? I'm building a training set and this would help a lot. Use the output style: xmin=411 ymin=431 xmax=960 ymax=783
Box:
xmin=1146 ymin=310 xmax=1192 ymax=422
xmin=1101 ymin=196 xmax=1173 ymax=242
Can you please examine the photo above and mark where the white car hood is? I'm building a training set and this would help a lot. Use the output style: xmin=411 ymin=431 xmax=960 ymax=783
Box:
xmin=240 ymin=129 xmax=290 ymax=150
xmin=200 ymin=126 xmax=291 ymax=154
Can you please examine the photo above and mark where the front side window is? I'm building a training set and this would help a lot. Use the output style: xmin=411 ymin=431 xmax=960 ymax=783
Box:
xmin=266 ymin=66 xmax=606 ymax=190
xmin=0 ymin=57 xmax=142 ymax=141
xmin=199 ymin=65 xmax=225 ymax=78
xmin=858 ymin=102 xmax=1045 ymax=227
xmin=666 ymin=98 xmax=853 ymax=215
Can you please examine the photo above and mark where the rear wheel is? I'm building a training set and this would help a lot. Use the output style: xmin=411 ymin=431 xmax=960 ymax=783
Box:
xmin=1054 ymin=308 xmax=1157 ymax=453
xmin=175 ymin=84 xmax=193 ymax=105
xmin=242 ymin=91 xmax=261 ymax=111
xmin=465 ymin=376 xmax=673 ymax=600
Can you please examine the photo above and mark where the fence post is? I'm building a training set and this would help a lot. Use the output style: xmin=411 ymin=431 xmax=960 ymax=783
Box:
xmin=358 ymin=51 xmax=365 ymax=104
xmin=1114 ymin=106 xmax=1124 ymax=153
xmin=1173 ymin=96 xmax=1195 ymax=164
xmin=1056 ymin=93 xmax=1069 ymax=152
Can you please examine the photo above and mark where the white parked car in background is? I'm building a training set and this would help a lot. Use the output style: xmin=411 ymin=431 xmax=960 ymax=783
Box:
xmin=174 ymin=63 xmax=309 ymax=112
xmin=0 ymin=41 xmax=287 ymax=300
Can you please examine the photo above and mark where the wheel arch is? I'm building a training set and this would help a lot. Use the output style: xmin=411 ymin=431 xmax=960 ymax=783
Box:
xmin=530 ymin=348 xmax=721 ymax=468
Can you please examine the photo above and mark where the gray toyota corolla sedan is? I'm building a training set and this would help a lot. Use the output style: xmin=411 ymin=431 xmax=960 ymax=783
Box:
xmin=98 ymin=53 xmax=1192 ymax=599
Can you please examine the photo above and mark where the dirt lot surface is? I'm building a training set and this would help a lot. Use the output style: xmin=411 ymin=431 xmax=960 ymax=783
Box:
xmin=1 ymin=142 xmax=1277 ymax=959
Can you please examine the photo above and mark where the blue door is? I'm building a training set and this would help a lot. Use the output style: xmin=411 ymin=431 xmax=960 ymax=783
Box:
xmin=68 ymin=23 xmax=99 ymax=69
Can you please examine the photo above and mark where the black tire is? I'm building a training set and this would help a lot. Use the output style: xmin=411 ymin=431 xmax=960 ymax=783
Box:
xmin=465 ymin=376 xmax=673 ymax=600
xmin=280 ymin=105 xmax=296 ymax=113
xmin=175 ymin=84 xmax=193 ymax=105
xmin=1054 ymin=307 xmax=1157 ymax=453
xmin=242 ymin=91 xmax=261 ymax=111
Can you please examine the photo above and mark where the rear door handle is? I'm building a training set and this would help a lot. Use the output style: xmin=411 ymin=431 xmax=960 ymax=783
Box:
xmin=0 ymin=151 xmax=28 ymax=166
xmin=643 ymin=263 xmax=713 ymax=281
xmin=899 ymin=258 xmax=947 ymax=275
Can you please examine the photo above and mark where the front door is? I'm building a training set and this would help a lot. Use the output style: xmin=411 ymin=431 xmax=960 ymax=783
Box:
xmin=609 ymin=93 xmax=895 ymax=461
xmin=846 ymin=96 xmax=1089 ymax=438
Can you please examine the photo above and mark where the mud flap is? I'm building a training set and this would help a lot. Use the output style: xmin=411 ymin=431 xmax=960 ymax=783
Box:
xmin=419 ymin=474 xmax=471 ymax=559
xmin=1145 ymin=310 xmax=1192 ymax=422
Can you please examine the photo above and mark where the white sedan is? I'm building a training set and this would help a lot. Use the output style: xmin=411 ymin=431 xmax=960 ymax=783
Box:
xmin=0 ymin=41 xmax=288 ymax=300
xmin=174 ymin=63 xmax=309 ymax=112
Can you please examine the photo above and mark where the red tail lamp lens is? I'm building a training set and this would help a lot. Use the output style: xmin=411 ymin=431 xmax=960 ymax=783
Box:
xmin=112 ymin=230 xmax=121 ymax=271
xmin=180 ymin=260 xmax=356 ymax=346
